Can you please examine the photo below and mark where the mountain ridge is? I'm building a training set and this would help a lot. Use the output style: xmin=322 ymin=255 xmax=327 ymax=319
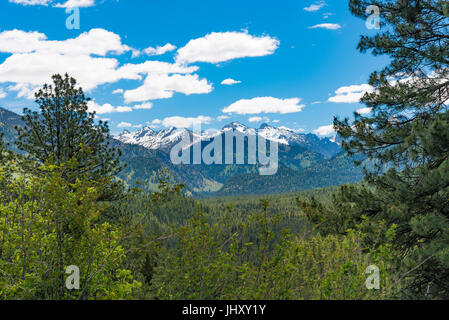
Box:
xmin=0 ymin=106 xmax=363 ymax=195
xmin=115 ymin=121 xmax=341 ymax=159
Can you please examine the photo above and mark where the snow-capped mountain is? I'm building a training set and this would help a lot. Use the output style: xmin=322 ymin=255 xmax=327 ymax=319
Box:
xmin=115 ymin=122 xmax=341 ymax=158
xmin=258 ymin=123 xmax=306 ymax=145
xmin=257 ymin=123 xmax=341 ymax=158
xmin=222 ymin=121 xmax=256 ymax=134
xmin=116 ymin=126 xmax=202 ymax=151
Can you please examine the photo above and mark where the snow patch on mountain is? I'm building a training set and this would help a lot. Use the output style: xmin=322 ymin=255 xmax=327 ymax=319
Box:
xmin=116 ymin=126 xmax=200 ymax=150
xmin=257 ymin=123 xmax=306 ymax=145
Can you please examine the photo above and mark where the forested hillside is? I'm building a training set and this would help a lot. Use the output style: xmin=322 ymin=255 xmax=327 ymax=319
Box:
xmin=216 ymin=153 xmax=364 ymax=195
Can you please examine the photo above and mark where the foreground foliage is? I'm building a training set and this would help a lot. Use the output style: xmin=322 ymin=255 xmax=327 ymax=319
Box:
xmin=149 ymin=202 xmax=394 ymax=300
xmin=0 ymin=158 xmax=141 ymax=299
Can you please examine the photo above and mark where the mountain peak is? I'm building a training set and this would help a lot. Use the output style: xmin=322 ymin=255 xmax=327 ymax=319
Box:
xmin=259 ymin=123 xmax=273 ymax=129
xmin=223 ymin=121 xmax=247 ymax=130
xmin=141 ymin=125 xmax=154 ymax=132
xmin=164 ymin=126 xmax=176 ymax=133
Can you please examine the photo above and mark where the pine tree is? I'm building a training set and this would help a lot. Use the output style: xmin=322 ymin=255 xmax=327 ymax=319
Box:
xmin=15 ymin=74 xmax=124 ymax=198
xmin=0 ymin=133 xmax=8 ymax=165
xmin=0 ymin=133 xmax=14 ymax=191
xmin=334 ymin=0 xmax=449 ymax=298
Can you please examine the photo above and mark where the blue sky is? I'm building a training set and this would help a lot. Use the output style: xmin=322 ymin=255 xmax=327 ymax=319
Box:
xmin=0 ymin=0 xmax=388 ymax=135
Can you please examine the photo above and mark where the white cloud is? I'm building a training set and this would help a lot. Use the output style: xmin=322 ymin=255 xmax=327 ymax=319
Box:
xmin=0 ymin=28 xmax=137 ymax=93
xmin=133 ymin=102 xmax=153 ymax=110
xmin=0 ymin=52 xmax=122 ymax=92
xmin=145 ymin=119 xmax=162 ymax=129
xmin=304 ymin=1 xmax=326 ymax=12
xmin=117 ymin=60 xmax=197 ymax=76
xmin=88 ymin=102 xmax=115 ymax=114
xmin=222 ymin=97 xmax=305 ymax=114
xmin=328 ymin=84 xmax=374 ymax=103
xmin=112 ymin=89 xmax=123 ymax=94
xmin=130 ymin=49 xmax=140 ymax=58
xmin=116 ymin=106 xmax=132 ymax=112
xmin=176 ymin=31 xmax=279 ymax=64
xmin=54 ymin=0 xmax=95 ymax=8
xmin=356 ymin=107 xmax=372 ymax=114
xmin=248 ymin=116 xmax=262 ymax=122
xmin=0 ymin=88 xmax=6 ymax=99
xmin=124 ymin=73 xmax=212 ymax=103
xmin=9 ymin=0 xmax=51 ymax=5
xmin=217 ymin=115 xmax=230 ymax=121
xmin=0 ymin=28 xmax=208 ymax=102
xmin=313 ymin=124 xmax=335 ymax=137
xmin=221 ymin=78 xmax=241 ymax=85
xmin=87 ymin=101 xmax=133 ymax=114
xmin=161 ymin=115 xmax=212 ymax=128
xmin=0 ymin=28 xmax=130 ymax=56
xmin=117 ymin=122 xmax=132 ymax=128
xmin=248 ymin=116 xmax=269 ymax=123
xmin=10 ymin=0 xmax=96 ymax=6
xmin=308 ymin=23 xmax=342 ymax=30
xmin=143 ymin=43 xmax=176 ymax=56
xmin=117 ymin=122 xmax=141 ymax=129
xmin=7 ymin=83 xmax=39 ymax=99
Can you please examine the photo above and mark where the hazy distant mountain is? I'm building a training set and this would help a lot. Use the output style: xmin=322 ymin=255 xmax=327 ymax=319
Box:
xmin=0 ymin=106 xmax=362 ymax=195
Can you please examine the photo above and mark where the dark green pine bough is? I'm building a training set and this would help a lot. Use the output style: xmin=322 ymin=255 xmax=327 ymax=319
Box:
xmin=15 ymin=73 xmax=124 ymax=200
xmin=333 ymin=0 xmax=449 ymax=298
